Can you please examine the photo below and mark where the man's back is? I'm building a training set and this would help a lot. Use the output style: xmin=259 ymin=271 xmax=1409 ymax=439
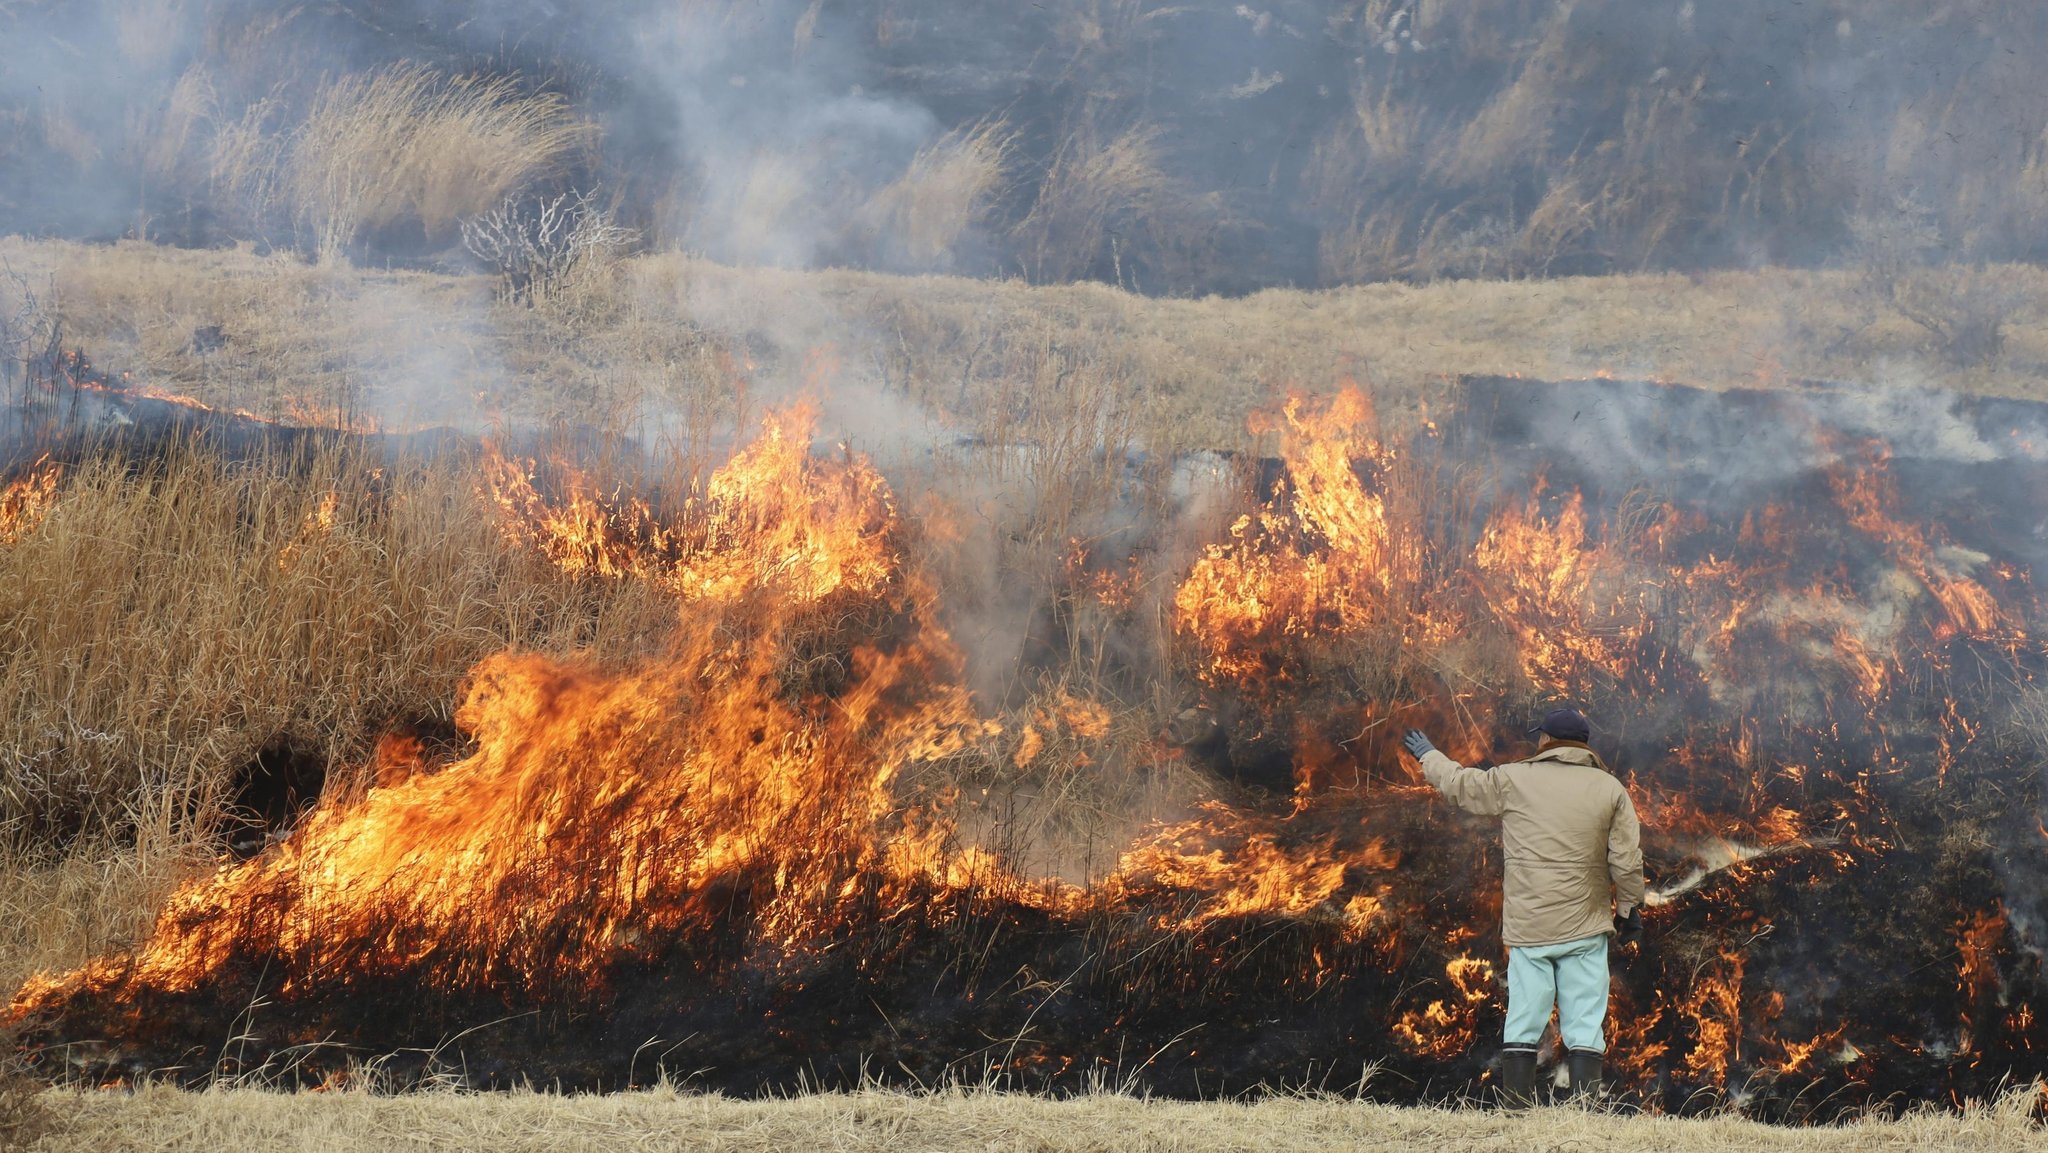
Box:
xmin=1417 ymin=743 xmax=1645 ymax=947
xmin=1403 ymin=713 xmax=1645 ymax=1103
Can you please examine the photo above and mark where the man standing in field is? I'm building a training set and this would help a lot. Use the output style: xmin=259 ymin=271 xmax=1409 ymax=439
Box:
xmin=1400 ymin=708 xmax=1645 ymax=1106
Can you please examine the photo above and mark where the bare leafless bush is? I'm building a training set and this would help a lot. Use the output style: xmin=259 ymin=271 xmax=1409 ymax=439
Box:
xmin=1889 ymin=265 xmax=2032 ymax=366
xmin=0 ymin=262 xmax=56 ymax=402
xmin=1849 ymin=200 xmax=2035 ymax=365
xmin=461 ymin=189 xmax=638 ymax=304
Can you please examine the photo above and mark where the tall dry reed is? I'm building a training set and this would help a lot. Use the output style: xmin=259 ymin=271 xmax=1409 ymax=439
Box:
xmin=213 ymin=64 xmax=590 ymax=264
xmin=0 ymin=438 xmax=672 ymax=854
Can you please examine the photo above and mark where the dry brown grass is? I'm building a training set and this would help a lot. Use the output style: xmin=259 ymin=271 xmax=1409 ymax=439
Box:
xmin=0 ymin=440 xmax=674 ymax=852
xmin=1010 ymin=124 xmax=1174 ymax=287
xmin=18 ymin=1083 xmax=2046 ymax=1152
xmin=0 ymin=1021 xmax=47 ymax=1151
xmin=0 ymin=239 xmax=504 ymax=429
xmin=16 ymin=1 xmax=2048 ymax=289
xmin=859 ymin=120 xmax=1016 ymax=272
xmin=0 ymin=844 xmax=185 ymax=1007
xmin=11 ymin=238 xmax=2048 ymax=456
xmin=213 ymin=64 xmax=591 ymax=264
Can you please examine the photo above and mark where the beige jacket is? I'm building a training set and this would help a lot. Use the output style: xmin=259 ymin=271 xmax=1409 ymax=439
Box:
xmin=1419 ymin=742 xmax=1645 ymax=948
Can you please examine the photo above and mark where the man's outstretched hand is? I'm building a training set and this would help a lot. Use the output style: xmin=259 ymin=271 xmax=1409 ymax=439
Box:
xmin=1401 ymin=729 xmax=1437 ymax=760
xmin=1614 ymin=907 xmax=1643 ymax=947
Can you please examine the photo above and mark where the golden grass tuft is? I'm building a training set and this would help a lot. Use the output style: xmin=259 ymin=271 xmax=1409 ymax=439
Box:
xmin=860 ymin=119 xmax=1017 ymax=271
xmin=1011 ymin=124 xmax=1174 ymax=286
xmin=214 ymin=64 xmax=592 ymax=264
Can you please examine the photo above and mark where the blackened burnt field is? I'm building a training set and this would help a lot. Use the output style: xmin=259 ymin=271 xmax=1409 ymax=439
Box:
xmin=9 ymin=375 xmax=2048 ymax=1121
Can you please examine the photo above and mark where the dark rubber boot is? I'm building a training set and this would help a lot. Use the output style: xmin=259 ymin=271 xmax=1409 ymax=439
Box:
xmin=1498 ymin=1046 xmax=1539 ymax=1110
xmin=1567 ymin=1048 xmax=1604 ymax=1100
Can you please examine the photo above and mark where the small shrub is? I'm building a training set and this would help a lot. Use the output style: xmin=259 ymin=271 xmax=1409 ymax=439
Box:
xmin=0 ymin=263 xmax=55 ymax=395
xmin=1886 ymin=264 xmax=2030 ymax=366
xmin=1849 ymin=200 xmax=2032 ymax=366
xmin=461 ymin=189 xmax=638 ymax=305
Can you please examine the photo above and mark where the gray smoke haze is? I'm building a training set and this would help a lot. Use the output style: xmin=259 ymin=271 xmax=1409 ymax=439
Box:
xmin=626 ymin=4 xmax=935 ymax=268
xmin=1468 ymin=374 xmax=2048 ymax=488
xmin=8 ymin=1 xmax=2048 ymax=290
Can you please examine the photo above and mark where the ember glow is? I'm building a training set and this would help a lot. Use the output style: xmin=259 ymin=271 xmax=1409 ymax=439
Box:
xmin=10 ymin=377 xmax=2048 ymax=1117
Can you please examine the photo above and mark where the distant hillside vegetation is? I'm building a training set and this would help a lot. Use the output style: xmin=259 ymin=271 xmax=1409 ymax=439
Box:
xmin=3 ymin=1 xmax=2044 ymax=293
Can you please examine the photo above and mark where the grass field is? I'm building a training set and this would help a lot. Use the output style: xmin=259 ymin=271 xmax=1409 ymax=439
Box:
xmin=9 ymin=239 xmax=2048 ymax=449
xmin=12 ymin=1084 xmax=2045 ymax=1152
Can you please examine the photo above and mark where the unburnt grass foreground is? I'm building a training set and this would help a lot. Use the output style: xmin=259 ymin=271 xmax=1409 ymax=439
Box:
xmin=9 ymin=1084 xmax=2048 ymax=1153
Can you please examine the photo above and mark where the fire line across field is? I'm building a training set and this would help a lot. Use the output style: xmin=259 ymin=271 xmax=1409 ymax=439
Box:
xmin=5 ymin=373 xmax=2047 ymax=1119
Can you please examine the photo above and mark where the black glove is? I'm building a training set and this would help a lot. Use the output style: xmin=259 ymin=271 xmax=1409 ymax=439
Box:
xmin=1401 ymin=729 xmax=1437 ymax=759
xmin=1614 ymin=907 xmax=1643 ymax=947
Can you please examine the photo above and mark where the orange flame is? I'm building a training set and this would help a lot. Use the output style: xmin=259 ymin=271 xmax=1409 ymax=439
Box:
xmin=16 ymin=407 xmax=1006 ymax=1006
xmin=1392 ymin=954 xmax=1497 ymax=1058
xmin=1172 ymin=386 xmax=1423 ymax=685
xmin=0 ymin=456 xmax=60 ymax=545
xmin=12 ymin=376 xmax=2045 ymax=1105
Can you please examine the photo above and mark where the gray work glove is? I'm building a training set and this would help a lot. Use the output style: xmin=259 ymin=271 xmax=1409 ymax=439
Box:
xmin=1614 ymin=908 xmax=1643 ymax=947
xmin=1401 ymin=729 xmax=1437 ymax=760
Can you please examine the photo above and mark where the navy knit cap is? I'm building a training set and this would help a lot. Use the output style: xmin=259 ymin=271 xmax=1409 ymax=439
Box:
xmin=1527 ymin=707 xmax=1591 ymax=743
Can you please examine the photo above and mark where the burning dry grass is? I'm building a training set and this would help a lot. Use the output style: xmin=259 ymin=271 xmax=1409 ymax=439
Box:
xmin=0 ymin=419 xmax=1186 ymax=1013
xmin=6 ymin=378 xmax=2040 ymax=1108
xmin=18 ymin=1084 xmax=2047 ymax=1152
xmin=0 ymin=845 xmax=187 ymax=1014
xmin=5 ymin=238 xmax=2048 ymax=1112
xmin=0 ymin=436 xmax=685 ymax=1015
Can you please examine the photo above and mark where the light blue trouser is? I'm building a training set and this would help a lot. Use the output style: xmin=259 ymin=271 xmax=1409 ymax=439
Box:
xmin=1504 ymin=933 xmax=1609 ymax=1053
